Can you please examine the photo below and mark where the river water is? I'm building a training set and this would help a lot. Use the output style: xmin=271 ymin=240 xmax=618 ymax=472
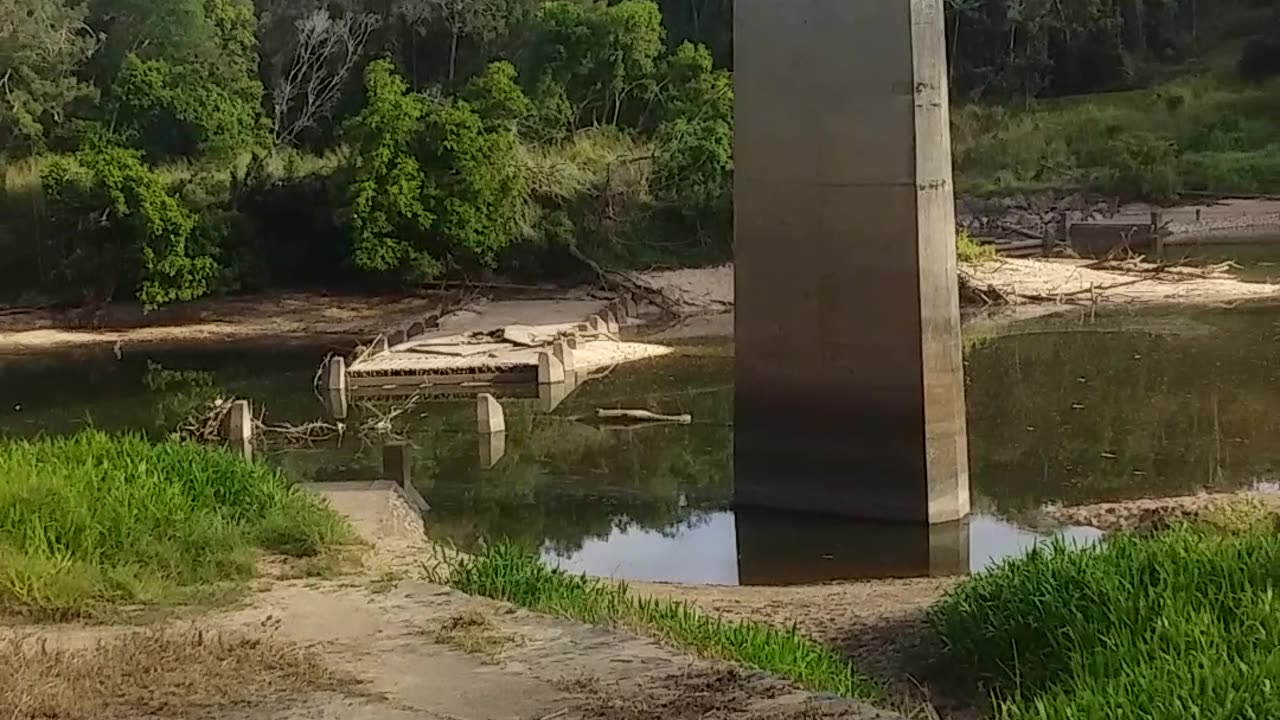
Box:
xmin=5 ymin=299 xmax=1280 ymax=585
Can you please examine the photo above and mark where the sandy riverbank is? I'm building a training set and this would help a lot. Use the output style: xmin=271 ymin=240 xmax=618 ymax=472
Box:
xmin=4 ymin=255 xmax=1279 ymax=354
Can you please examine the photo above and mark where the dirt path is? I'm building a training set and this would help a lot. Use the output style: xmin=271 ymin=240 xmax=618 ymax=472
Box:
xmin=632 ymin=578 xmax=970 ymax=719
xmin=3 ymin=482 xmax=898 ymax=720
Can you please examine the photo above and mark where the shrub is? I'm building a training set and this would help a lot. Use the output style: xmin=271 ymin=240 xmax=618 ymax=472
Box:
xmin=40 ymin=141 xmax=219 ymax=308
xmin=345 ymin=60 xmax=529 ymax=281
xmin=956 ymin=229 xmax=996 ymax=263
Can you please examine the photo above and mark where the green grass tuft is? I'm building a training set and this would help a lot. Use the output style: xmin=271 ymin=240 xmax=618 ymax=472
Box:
xmin=441 ymin=542 xmax=879 ymax=701
xmin=930 ymin=526 xmax=1280 ymax=719
xmin=0 ymin=430 xmax=353 ymax=617
xmin=956 ymin=229 xmax=997 ymax=264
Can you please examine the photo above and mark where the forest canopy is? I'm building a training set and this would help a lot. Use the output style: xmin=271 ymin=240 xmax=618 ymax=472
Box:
xmin=0 ymin=0 xmax=1276 ymax=306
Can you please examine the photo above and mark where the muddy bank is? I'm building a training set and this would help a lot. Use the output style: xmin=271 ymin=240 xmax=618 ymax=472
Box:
xmin=0 ymin=289 xmax=617 ymax=355
xmin=632 ymin=258 xmax=1280 ymax=314
xmin=6 ymin=253 xmax=1277 ymax=355
xmin=1044 ymin=490 xmax=1280 ymax=533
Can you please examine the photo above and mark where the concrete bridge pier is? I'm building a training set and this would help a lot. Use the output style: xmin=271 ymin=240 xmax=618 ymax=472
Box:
xmin=733 ymin=0 xmax=970 ymax=523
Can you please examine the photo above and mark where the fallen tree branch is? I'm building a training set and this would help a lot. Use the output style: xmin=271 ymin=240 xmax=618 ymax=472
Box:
xmin=595 ymin=408 xmax=692 ymax=425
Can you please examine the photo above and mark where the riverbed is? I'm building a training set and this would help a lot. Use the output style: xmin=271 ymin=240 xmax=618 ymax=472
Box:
xmin=5 ymin=300 xmax=1280 ymax=587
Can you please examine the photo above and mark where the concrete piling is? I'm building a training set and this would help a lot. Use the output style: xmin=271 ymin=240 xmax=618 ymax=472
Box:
xmin=538 ymin=379 xmax=572 ymax=413
xmin=476 ymin=393 xmax=505 ymax=434
xmin=223 ymin=400 xmax=253 ymax=461
xmin=552 ymin=340 xmax=575 ymax=373
xmin=537 ymin=351 xmax=565 ymax=384
xmin=602 ymin=310 xmax=620 ymax=335
xmin=479 ymin=431 xmax=507 ymax=468
xmin=382 ymin=442 xmax=411 ymax=488
xmin=734 ymin=0 xmax=970 ymax=523
xmin=325 ymin=356 xmax=347 ymax=393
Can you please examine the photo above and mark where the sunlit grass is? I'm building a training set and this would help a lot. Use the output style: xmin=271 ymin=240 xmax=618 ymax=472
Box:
xmin=0 ymin=430 xmax=353 ymax=618
xmin=438 ymin=542 xmax=880 ymax=700
xmin=953 ymin=73 xmax=1280 ymax=198
xmin=930 ymin=526 xmax=1280 ymax=719
xmin=956 ymin=229 xmax=997 ymax=264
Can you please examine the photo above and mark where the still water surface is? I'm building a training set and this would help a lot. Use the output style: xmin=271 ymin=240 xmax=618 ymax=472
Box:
xmin=4 ymin=302 xmax=1280 ymax=584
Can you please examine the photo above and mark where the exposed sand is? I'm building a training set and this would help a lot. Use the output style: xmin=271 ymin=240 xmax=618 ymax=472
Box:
xmin=961 ymin=256 xmax=1280 ymax=305
xmin=6 ymin=254 xmax=1278 ymax=354
xmin=3 ymin=482 xmax=899 ymax=720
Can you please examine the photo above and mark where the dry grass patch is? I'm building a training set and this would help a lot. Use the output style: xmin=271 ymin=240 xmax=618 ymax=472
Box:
xmin=561 ymin=668 xmax=875 ymax=720
xmin=431 ymin=608 xmax=519 ymax=662
xmin=0 ymin=626 xmax=355 ymax=719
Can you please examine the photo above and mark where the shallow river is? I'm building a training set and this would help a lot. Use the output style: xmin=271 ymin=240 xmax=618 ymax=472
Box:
xmin=5 ymin=301 xmax=1280 ymax=585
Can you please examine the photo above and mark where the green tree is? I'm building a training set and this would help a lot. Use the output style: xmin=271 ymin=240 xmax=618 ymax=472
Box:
xmin=345 ymin=59 xmax=527 ymax=280
xmin=418 ymin=95 xmax=528 ymax=271
xmin=530 ymin=0 xmax=665 ymax=125
xmin=41 ymin=141 xmax=218 ymax=308
xmin=462 ymin=60 xmax=533 ymax=131
xmin=657 ymin=41 xmax=730 ymax=125
xmin=95 ymin=0 xmax=266 ymax=160
xmin=396 ymin=0 xmax=535 ymax=82
xmin=0 ymin=0 xmax=98 ymax=153
xmin=345 ymin=58 xmax=436 ymax=276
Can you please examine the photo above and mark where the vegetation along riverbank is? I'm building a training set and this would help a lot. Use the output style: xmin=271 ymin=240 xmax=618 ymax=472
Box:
xmin=0 ymin=430 xmax=353 ymax=618
xmin=3 ymin=0 xmax=1280 ymax=313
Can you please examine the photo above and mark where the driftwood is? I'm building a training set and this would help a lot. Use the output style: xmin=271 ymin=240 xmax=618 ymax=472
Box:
xmin=996 ymin=221 xmax=1045 ymax=240
xmin=958 ymin=269 xmax=1012 ymax=307
xmin=595 ymin=408 xmax=692 ymax=425
xmin=176 ymin=394 xmax=422 ymax=448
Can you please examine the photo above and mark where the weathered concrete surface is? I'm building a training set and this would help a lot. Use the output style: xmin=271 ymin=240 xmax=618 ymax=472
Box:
xmin=733 ymin=0 xmax=970 ymax=523
xmin=215 ymin=483 xmax=902 ymax=720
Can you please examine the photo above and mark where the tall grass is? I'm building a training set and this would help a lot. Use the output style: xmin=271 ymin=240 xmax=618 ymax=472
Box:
xmin=440 ymin=542 xmax=880 ymax=701
xmin=0 ymin=430 xmax=352 ymax=617
xmin=930 ymin=526 xmax=1280 ymax=719
xmin=953 ymin=73 xmax=1280 ymax=198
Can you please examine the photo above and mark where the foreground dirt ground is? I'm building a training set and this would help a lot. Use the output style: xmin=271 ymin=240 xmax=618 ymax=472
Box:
xmin=1 ymin=481 xmax=900 ymax=720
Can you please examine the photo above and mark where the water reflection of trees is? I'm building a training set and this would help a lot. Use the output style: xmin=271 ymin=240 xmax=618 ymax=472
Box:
xmin=405 ymin=349 xmax=733 ymax=555
xmin=966 ymin=307 xmax=1280 ymax=513
xmin=23 ymin=313 xmax=1280 ymax=555
xmin=273 ymin=345 xmax=735 ymax=555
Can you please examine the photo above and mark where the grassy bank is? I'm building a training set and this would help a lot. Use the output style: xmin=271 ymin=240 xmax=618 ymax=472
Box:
xmin=0 ymin=430 xmax=352 ymax=617
xmin=954 ymin=72 xmax=1280 ymax=199
xmin=930 ymin=525 xmax=1280 ymax=719
xmin=439 ymin=542 xmax=879 ymax=701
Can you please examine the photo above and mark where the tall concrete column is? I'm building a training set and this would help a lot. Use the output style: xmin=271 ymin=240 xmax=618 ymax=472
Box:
xmin=734 ymin=0 xmax=970 ymax=523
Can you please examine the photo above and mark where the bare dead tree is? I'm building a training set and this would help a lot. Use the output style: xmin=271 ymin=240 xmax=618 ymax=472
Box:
xmin=270 ymin=8 xmax=379 ymax=147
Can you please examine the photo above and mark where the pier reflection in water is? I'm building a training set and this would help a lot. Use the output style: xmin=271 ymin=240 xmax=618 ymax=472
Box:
xmin=545 ymin=509 xmax=1100 ymax=586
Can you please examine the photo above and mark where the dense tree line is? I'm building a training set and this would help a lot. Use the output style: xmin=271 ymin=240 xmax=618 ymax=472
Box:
xmin=0 ymin=0 xmax=1274 ymax=308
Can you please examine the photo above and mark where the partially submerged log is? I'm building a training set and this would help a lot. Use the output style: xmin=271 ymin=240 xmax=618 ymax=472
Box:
xmin=595 ymin=408 xmax=692 ymax=425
